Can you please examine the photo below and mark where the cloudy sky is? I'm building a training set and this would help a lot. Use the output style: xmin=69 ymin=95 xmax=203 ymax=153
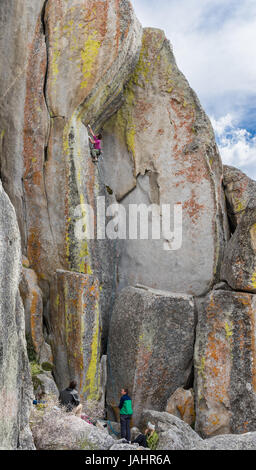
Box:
xmin=131 ymin=0 xmax=256 ymax=180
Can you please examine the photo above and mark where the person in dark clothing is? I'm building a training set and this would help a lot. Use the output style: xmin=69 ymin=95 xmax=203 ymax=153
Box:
xmin=118 ymin=387 xmax=133 ymax=443
xmin=59 ymin=380 xmax=82 ymax=416
xmin=132 ymin=423 xmax=159 ymax=450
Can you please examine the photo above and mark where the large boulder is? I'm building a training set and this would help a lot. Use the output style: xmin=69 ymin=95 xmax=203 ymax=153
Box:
xmin=223 ymin=165 xmax=256 ymax=229
xmin=165 ymin=387 xmax=195 ymax=427
xmin=200 ymin=432 xmax=256 ymax=450
xmin=49 ymin=269 xmax=103 ymax=403
xmin=31 ymin=406 xmax=115 ymax=450
xmin=194 ymin=289 xmax=256 ymax=437
xmin=103 ymin=27 xmax=229 ymax=296
xmin=106 ymin=285 xmax=196 ymax=425
xmin=0 ymin=180 xmax=34 ymax=449
xmin=221 ymin=199 xmax=256 ymax=293
xmin=140 ymin=410 xmax=256 ymax=450
xmin=140 ymin=410 xmax=203 ymax=450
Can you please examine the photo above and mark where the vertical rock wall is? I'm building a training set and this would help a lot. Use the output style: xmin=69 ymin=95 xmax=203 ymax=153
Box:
xmin=1 ymin=0 xmax=255 ymax=444
xmin=49 ymin=270 xmax=102 ymax=402
xmin=194 ymin=168 xmax=256 ymax=437
xmin=0 ymin=180 xmax=34 ymax=449
xmin=195 ymin=290 xmax=256 ymax=436
xmin=103 ymin=28 xmax=229 ymax=296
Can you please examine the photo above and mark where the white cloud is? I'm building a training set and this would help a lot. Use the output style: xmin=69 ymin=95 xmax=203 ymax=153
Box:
xmin=132 ymin=0 xmax=256 ymax=99
xmin=210 ymin=114 xmax=256 ymax=180
xmin=131 ymin=0 xmax=256 ymax=179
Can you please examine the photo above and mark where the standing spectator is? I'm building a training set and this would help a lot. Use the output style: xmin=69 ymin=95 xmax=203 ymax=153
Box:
xmin=118 ymin=387 xmax=133 ymax=443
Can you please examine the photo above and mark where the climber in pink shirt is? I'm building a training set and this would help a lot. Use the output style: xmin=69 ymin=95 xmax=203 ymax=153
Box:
xmin=88 ymin=124 xmax=102 ymax=162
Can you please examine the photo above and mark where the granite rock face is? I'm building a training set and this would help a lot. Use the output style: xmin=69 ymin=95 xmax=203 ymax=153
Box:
xmin=19 ymin=261 xmax=53 ymax=365
xmin=45 ymin=0 xmax=142 ymax=123
xmin=140 ymin=410 xmax=256 ymax=450
xmin=49 ymin=270 xmax=103 ymax=403
xmin=2 ymin=0 xmax=256 ymax=450
xmin=107 ymin=285 xmax=196 ymax=425
xmin=194 ymin=290 xmax=256 ymax=437
xmin=35 ymin=372 xmax=59 ymax=399
xmin=103 ymin=28 xmax=229 ymax=296
xmin=200 ymin=432 xmax=256 ymax=450
xmin=221 ymin=199 xmax=256 ymax=293
xmin=0 ymin=0 xmax=47 ymax=250
xmin=0 ymin=0 xmax=143 ymax=351
xmin=0 ymin=180 xmax=34 ymax=449
xmin=223 ymin=165 xmax=256 ymax=229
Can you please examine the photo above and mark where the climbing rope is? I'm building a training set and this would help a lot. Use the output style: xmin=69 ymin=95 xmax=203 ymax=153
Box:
xmin=107 ymin=420 xmax=120 ymax=438
xmin=88 ymin=133 xmax=120 ymax=413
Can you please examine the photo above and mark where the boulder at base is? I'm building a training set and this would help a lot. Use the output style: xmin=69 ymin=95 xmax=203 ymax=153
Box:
xmin=140 ymin=410 xmax=203 ymax=450
xmin=140 ymin=409 xmax=256 ymax=450
xmin=107 ymin=285 xmax=195 ymax=425
xmin=31 ymin=407 xmax=115 ymax=450
xmin=165 ymin=387 xmax=195 ymax=427
xmin=194 ymin=289 xmax=256 ymax=437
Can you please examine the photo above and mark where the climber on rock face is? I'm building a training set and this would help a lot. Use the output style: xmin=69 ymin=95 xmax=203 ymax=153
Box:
xmin=88 ymin=124 xmax=102 ymax=162
xmin=59 ymin=380 xmax=82 ymax=416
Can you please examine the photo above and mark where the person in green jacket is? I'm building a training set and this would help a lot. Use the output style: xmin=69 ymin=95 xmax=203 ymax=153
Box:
xmin=118 ymin=387 xmax=133 ymax=442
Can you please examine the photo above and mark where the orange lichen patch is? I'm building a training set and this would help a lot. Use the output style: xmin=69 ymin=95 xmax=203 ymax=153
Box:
xmin=183 ymin=191 xmax=205 ymax=224
xmin=23 ymin=17 xmax=47 ymax=179
xmin=29 ymin=286 xmax=44 ymax=355
xmin=205 ymin=330 xmax=231 ymax=404
xmin=135 ymin=100 xmax=152 ymax=131
xmin=204 ymin=413 xmax=221 ymax=435
xmin=114 ymin=0 xmax=121 ymax=52
xmin=50 ymin=271 xmax=101 ymax=400
xmin=32 ymin=171 xmax=43 ymax=187
xmin=196 ymin=294 xmax=232 ymax=435
xmin=135 ymin=347 xmax=152 ymax=388
xmin=174 ymin=160 xmax=209 ymax=185
xmin=22 ymin=16 xmax=50 ymax=278
xmin=243 ymin=421 xmax=249 ymax=433
xmin=197 ymin=291 xmax=256 ymax=436
xmin=27 ymin=226 xmax=42 ymax=274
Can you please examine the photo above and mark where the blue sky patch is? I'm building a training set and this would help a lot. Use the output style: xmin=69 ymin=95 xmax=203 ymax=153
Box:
xmin=132 ymin=0 xmax=256 ymax=180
